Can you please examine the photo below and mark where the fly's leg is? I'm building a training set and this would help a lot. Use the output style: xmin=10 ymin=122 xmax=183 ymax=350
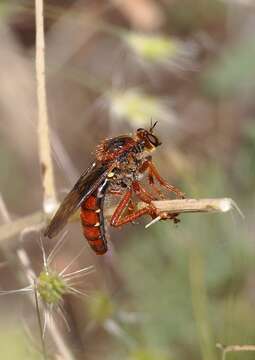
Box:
xmin=139 ymin=160 xmax=164 ymax=199
xmin=139 ymin=159 xmax=185 ymax=199
xmin=132 ymin=180 xmax=179 ymax=224
xmin=127 ymin=198 xmax=138 ymax=225
xmin=149 ymin=162 xmax=185 ymax=198
xmin=128 ymin=198 xmax=136 ymax=213
xmin=110 ymin=188 xmax=157 ymax=228
xmin=138 ymin=160 xmax=184 ymax=224
xmin=132 ymin=180 xmax=157 ymax=203
xmin=147 ymin=171 xmax=164 ymax=199
xmin=108 ymin=188 xmax=136 ymax=220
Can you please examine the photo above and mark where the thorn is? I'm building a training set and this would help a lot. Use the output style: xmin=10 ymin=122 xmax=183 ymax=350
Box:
xmin=230 ymin=199 xmax=245 ymax=219
xmin=145 ymin=215 xmax=161 ymax=229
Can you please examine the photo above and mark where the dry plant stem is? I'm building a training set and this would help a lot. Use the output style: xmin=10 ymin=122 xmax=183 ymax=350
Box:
xmin=0 ymin=198 xmax=239 ymax=243
xmin=216 ymin=343 xmax=255 ymax=360
xmin=0 ymin=211 xmax=45 ymax=243
xmin=105 ymin=197 xmax=241 ymax=218
xmin=150 ymin=198 xmax=240 ymax=214
xmin=36 ymin=0 xmax=57 ymax=212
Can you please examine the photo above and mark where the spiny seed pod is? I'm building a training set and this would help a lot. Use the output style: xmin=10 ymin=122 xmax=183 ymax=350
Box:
xmin=37 ymin=270 xmax=68 ymax=305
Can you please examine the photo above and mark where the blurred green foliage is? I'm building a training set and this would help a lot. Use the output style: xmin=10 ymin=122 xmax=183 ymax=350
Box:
xmin=233 ymin=122 xmax=255 ymax=192
xmin=203 ymin=39 xmax=255 ymax=98
xmin=125 ymin=33 xmax=178 ymax=63
xmin=128 ymin=348 xmax=171 ymax=360
xmin=165 ymin=0 xmax=225 ymax=33
xmin=86 ymin=291 xmax=115 ymax=324
xmin=0 ymin=0 xmax=10 ymax=17
xmin=109 ymin=89 xmax=169 ymax=128
xmin=0 ymin=327 xmax=40 ymax=360
xmin=0 ymin=140 xmax=26 ymax=209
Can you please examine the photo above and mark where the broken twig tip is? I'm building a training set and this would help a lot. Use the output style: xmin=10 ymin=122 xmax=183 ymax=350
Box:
xmin=145 ymin=215 xmax=161 ymax=229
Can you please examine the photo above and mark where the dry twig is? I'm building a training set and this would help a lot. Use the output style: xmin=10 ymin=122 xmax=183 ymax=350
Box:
xmin=0 ymin=197 xmax=241 ymax=244
xmin=217 ymin=343 xmax=255 ymax=360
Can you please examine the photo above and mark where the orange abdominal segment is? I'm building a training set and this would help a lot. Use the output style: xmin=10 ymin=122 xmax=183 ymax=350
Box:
xmin=80 ymin=194 xmax=107 ymax=255
xmin=83 ymin=196 xmax=97 ymax=210
xmin=87 ymin=239 xmax=105 ymax=252
xmin=82 ymin=225 xmax=100 ymax=239
xmin=80 ymin=210 xmax=99 ymax=226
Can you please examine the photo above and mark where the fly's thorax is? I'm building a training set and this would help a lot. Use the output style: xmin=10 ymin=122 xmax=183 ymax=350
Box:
xmin=106 ymin=158 xmax=137 ymax=189
xmin=96 ymin=135 xmax=137 ymax=163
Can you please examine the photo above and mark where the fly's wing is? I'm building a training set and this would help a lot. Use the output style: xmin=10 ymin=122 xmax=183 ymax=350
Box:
xmin=44 ymin=162 xmax=109 ymax=238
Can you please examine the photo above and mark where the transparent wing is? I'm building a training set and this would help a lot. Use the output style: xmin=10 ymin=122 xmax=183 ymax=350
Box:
xmin=44 ymin=162 xmax=109 ymax=238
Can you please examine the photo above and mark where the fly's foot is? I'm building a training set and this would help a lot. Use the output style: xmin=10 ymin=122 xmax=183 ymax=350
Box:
xmin=145 ymin=209 xmax=181 ymax=229
xmin=171 ymin=213 xmax=181 ymax=224
xmin=158 ymin=211 xmax=180 ymax=224
xmin=178 ymin=191 xmax=186 ymax=199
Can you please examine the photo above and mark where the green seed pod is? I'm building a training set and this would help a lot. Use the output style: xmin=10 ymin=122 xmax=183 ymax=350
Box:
xmin=37 ymin=270 xmax=68 ymax=305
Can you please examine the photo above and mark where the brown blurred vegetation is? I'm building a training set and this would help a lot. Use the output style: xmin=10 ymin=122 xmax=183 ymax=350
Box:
xmin=0 ymin=0 xmax=255 ymax=359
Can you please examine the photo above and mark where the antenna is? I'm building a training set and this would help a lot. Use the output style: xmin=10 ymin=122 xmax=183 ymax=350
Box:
xmin=149 ymin=120 xmax=158 ymax=132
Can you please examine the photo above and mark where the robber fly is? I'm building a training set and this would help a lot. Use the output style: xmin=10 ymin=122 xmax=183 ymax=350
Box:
xmin=44 ymin=122 xmax=185 ymax=255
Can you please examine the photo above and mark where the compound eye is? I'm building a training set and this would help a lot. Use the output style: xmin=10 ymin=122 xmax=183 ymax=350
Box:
xmin=148 ymin=134 xmax=160 ymax=146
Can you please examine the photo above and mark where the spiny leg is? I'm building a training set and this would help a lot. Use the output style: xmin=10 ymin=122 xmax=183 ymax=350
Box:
xmin=139 ymin=160 xmax=184 ymax=224
xmin=147 ymin=171 xmax=165 ymax=199
xmin=110 ymin=188 xmax=157 ymax=228
xmin=132 ymin=180 xmax=157 ymax=203
xmin=138 ymin=159 xmax=164 ymax=199
xmin=139 ymin=159 xmax=185 ymax=199
xmin=108 ymin=188 xmax=136 ymax=221
xmin=132 ymin=180 xmax=179 ymax=224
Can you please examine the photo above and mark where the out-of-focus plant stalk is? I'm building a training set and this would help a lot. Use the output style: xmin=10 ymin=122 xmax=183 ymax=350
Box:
xmin=36 ymin=0 xmax=57 ymax=215
xmin=189 ymin=249 xmax=217 ymax=360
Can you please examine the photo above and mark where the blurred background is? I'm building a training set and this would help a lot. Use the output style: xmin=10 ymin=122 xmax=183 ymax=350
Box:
xmin=0 ymin=0 xmax=255 ymax=359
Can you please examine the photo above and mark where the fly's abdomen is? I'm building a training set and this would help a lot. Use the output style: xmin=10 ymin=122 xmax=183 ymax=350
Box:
xmin=80 ymin=181 xmax=108 ymax=255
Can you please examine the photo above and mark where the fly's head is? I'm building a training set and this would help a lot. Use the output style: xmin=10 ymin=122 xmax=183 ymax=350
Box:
xmin=135 ymin=121 xmax=162 ymax=152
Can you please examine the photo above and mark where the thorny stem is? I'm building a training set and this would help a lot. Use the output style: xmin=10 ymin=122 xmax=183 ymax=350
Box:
xmin=0 ymin=198 xmax=241 ymax=243
xmin=36 ymin=0 xmax=57 ymax=214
